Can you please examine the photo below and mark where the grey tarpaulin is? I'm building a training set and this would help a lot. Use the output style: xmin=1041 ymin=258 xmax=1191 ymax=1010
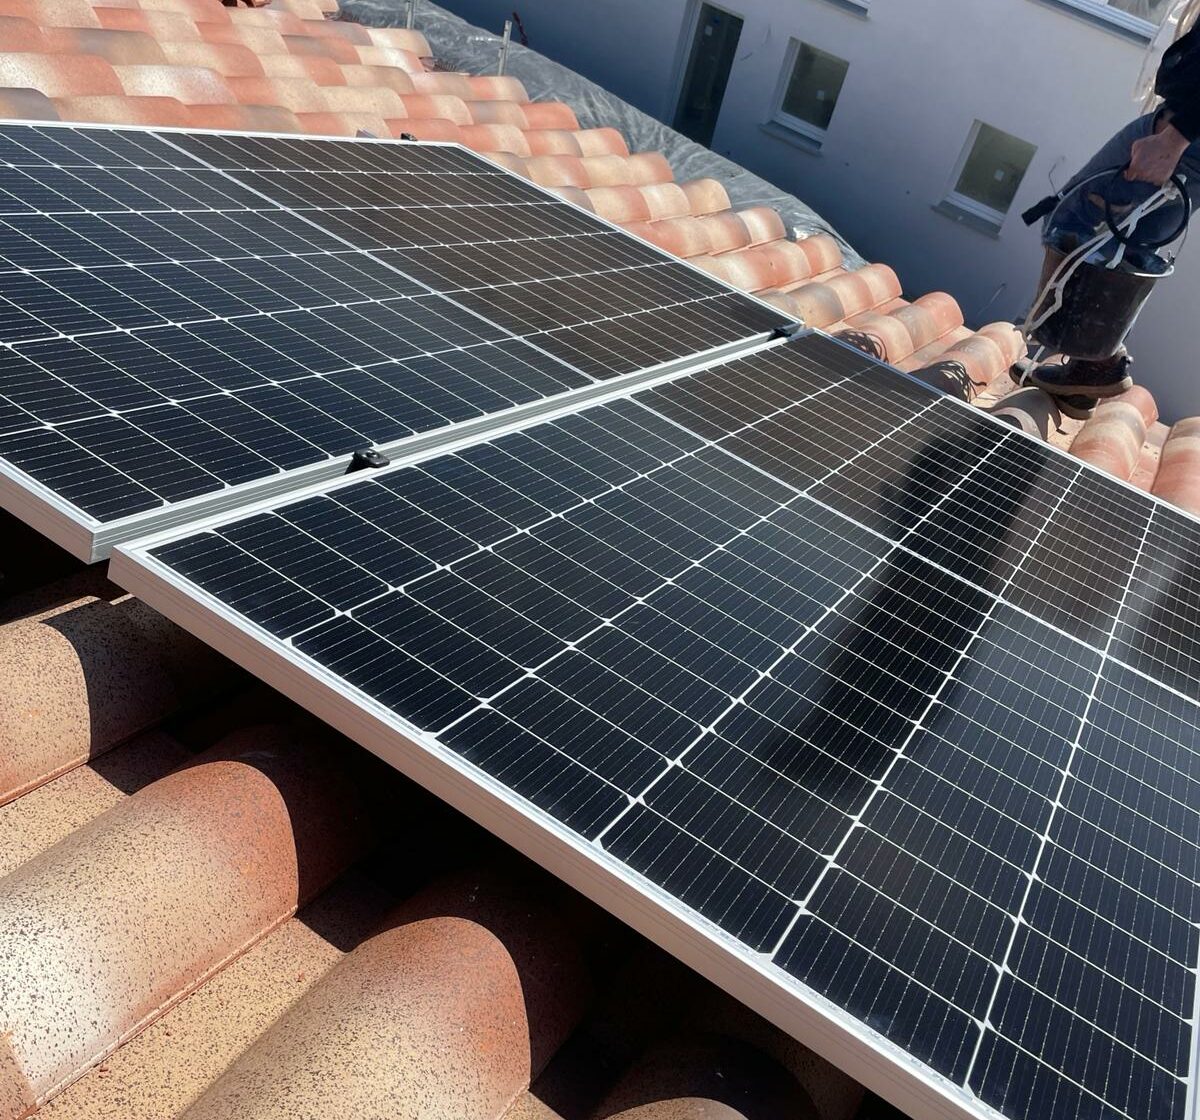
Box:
xmin=338 ymin=0 xmax=865 ymax=268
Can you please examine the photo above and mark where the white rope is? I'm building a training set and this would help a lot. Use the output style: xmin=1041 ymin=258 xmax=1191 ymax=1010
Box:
xmin=1021 ymin=185 xmax=1179 ymax=344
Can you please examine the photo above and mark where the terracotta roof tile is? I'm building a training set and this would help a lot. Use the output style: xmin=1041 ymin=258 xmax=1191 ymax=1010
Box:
xmin=1070 ymin=397 xmax=1149 ymax=481
xmin=506 ymin=1094 xmax=568 ymax=1120
xmin=399 ymin=89 xmax=470 ymax=124
xmin=778 ymin=264 xmax=901 ymax=328
xmin=0 ymin=86 xmax=59 ymax=119
xmin=460 ymin=121 xmax=531 ymax=156
xmin=582 ymin=184 xmax=656 ymax=224
xmin=295 ymin=106 xmax=387 ymax=136
xmin=141 ymin=0 xmax=231 ymax=22
xmin=0 ymin=729 xmax=190 ymax=879
xmin=360 ymin=25 xmax=430 ymax=55
xmin=1132 ymin=419 xmax=1171 ymax=491
xmin=692 ymin=212 xmax=761 ymax=255
xmin=159 ymin=38 xmax=267 ymax=76
xmin=315 ymin=80 xmax=406 ymax=117
xmin=896 ymin=325 xmax=975 ymax=375
xmin=338 ymin=59 xmax=416 ymax=93
xmin=523 ymin=153 xmax=588 ymax=188
xmin=183 ymin=100 xmax=304 ymax=132
xmin=0 ymin=0 xmax=102 ymax=28
xmin=1116 ymin=383 xmax=1160 ymax=428
xmin=42 ymin=26 xmax=170 ymax=65
xmin=1152 ymin=417 xmax=1200 ymax=512
xmin=227 ymin=7 xmax=307 ymax=34
xmin=678 ymin=177 xmax=730 ymax=217
xmin=461 ymin=97 xmax=527 ymax=128
xmin=353 ymin=42 xmax=425 ymax=71
xmin=0 ymin=579 xmax=229 ymax=809
xmin=223 ymin=72 xmax=321 ymax=110
xmin=0 ymin=50 xmax=123 ymax=96
xmin=115 ymin=61 xmax=237 ymax=101
xmin=257 ymin=49 xmax=343 ymax=83
xmin=0 ymin=15 xmax=50 ymax=51
xmin=195 ymin=22 xmax=287 ymax=54
xmin=268 ymin=0 xmax=330 ymax=17
xmin=622 ymin=215 xmax=714 ymax=259
xmin=0 ymin=724 xmax=381 ymax=1113
xmin=840 ymin=309 xmax=916 ymax=365
xmin=36 ymin=871 xmax=394 ymax=1120
xmin=398 ymin=115 xmax=464 ymax=143
xmin=924 ymin=332 xmax=1013 ymax=396
xmin=281 ymin=29 xmax=358 ymax=63
xmin=463 ymin=73 xmax=528 ymax=102
xmin=177 ymin=872 xmax=590 ymax=1119
xmin=521 ymin=100 xmax=580 ymax=131
xmin=95 ymin=8 xmax=201 ymax=42
xmin=987 ymin=386 xmax=1064 ymax=440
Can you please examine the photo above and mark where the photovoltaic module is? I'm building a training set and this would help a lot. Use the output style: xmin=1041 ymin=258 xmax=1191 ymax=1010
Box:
xmin=0 ymin=123 xmax=781 ymax=559
xmin=116 ymin=332 xmax=1200 ymax=1120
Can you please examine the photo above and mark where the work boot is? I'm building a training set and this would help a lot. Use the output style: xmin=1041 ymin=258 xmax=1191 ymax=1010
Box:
xmin=1055 ymin=393 xmax=1100 ymax=422
xmin=1028 ymin=348 xmax=1133 ymax=399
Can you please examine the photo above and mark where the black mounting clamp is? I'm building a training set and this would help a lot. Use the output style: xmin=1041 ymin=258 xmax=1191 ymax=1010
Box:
xmin=347 ymin=448 xmax=391 ymax=473
xmin=770 ymin=321 xmax=807 ymax=341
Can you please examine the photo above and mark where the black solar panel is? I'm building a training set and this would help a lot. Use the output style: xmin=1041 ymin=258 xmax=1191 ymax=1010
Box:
xmin=168 ymin=130 xmax=783 ymax=380
xmin=116 ymin=333 xmax=1200 ymax=1120
xmin=0 ymin=122 xmax=783 ymax=556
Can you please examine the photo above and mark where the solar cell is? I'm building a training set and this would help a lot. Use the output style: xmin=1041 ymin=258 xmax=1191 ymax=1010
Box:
xmin=115 ymin=333 xmax=1200 ymax=1120
xmin=0 ymin=122 xmax=783 ymax=558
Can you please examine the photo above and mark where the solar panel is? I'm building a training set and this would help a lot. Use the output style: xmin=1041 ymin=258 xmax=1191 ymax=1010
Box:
xmin=0 ymin=122 xmax=784 ymax=559
xmin=114 ymin=332 xmax=1200 ymax=1120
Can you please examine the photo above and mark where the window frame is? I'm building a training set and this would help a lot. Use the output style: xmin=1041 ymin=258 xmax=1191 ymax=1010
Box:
xmin=770 ymin=37 xmax=851 ymax=146
xmin=1049 ymin=0 xmax=1168 ymax=39
xmin=943 ymin=119 xmax=1038 ymax=229
xmin=666 ymin=0 xmax=746 ymax=131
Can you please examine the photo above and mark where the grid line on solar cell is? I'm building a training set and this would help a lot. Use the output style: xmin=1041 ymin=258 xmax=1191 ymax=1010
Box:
xmin=636 ymin=340 xmax=1200 ymax=728
xmin=638 ymin=342 xmax=1200 ymax=1119
xmin=587 ymin=421 xmax=1012 ymax=891
xmin=0 ymin=127 xmax=571 ymax=519
xmin=127 ymin=334 xmax=1200 ymax=1120
xmin=784 ymin=449 xmax=1078 ymax=921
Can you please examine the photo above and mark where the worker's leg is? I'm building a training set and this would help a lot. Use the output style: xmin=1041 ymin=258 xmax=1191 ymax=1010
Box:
xmin=1030 ymin=110 xmax=1198 ymax=413
xmin=1046 ymin=109 xmax=1200 ymax=248
xmin=1043 ymin=113 xmax=1160 ymax=248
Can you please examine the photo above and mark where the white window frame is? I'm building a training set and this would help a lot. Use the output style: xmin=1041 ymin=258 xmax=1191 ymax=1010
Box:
xmin=943 ymin=120 xmax=1036 ymax=229
xmin=770 ymin=38 xmax=850 ymax=147
xmin=1050 ymin=0 xmax=1168 ymax=38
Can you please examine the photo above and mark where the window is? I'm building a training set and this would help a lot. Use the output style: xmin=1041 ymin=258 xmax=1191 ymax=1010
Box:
xmin=1107 ymin=0 xmax=1174 ymax=18
xmin=774 ymin=41 xmax=850 ymax=143
xmin=1056 ymin=0 xmax=1173 ymax=35
xmin=674 ymin=4 xmax=744 ymax=147
xmin=946 ymin=122 xmax=1037 ymax=226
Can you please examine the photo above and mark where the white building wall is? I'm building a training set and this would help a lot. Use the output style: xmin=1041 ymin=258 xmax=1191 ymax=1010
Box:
xmin=441 ymin=0 xmax=1200 ymax=420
